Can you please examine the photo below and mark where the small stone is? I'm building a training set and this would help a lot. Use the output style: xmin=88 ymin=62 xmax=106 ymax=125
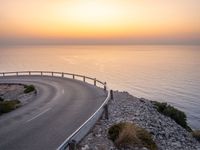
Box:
xmin=171 ymin=142 xmax=181 ymax=148
xmin=81 ymin=144 xmax=89 ymax=150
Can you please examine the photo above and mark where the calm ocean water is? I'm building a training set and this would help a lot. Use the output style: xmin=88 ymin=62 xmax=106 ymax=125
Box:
xmin=0 ymin=45 xmax=200 ymax=129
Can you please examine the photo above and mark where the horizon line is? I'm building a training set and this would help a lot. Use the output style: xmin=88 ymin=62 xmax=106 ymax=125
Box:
xmin=1 ymin=43 xmax=200 ymax=47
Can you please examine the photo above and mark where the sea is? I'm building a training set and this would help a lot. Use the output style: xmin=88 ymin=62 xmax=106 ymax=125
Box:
xmin=0 ymin=45 xmax=199 ymax=129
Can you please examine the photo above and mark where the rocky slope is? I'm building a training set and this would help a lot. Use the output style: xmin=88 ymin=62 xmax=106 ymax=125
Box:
xmin=79 ymin=91 xmax=200 ymax=150
xmin=0 ymin=83 xmax=36 ymax=105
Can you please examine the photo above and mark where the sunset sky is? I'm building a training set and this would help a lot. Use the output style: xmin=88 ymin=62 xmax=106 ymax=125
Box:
xmin=0 ymin=0 xmax=200 ymax=45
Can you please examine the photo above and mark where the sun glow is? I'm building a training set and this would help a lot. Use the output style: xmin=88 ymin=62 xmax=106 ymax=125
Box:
xmin=56 ymin=1 xmax=123 ymax=27
xmin=0 ymin=0 xmax=200 ymax=44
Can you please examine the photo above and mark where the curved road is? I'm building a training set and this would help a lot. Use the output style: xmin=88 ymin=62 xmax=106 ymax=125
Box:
xmin=0 ymin=75 xmax=106 ymax=150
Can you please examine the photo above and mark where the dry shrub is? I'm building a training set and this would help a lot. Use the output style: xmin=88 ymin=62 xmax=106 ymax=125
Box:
xmin=108 ymin=122 xmax=157 ymax=150
xmin=192 ymin=130 xmax=200 ymax=142
xmin=115 ymin=123 xmax=139 ymax=148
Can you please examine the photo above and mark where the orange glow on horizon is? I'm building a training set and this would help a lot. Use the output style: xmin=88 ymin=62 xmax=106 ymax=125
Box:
xmin=0 ymin=0 xmax=200 ymax=43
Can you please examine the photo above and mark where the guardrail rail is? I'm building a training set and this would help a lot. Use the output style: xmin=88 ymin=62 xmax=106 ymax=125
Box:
xmin=0 ymin=71 xmax=112 ymax=150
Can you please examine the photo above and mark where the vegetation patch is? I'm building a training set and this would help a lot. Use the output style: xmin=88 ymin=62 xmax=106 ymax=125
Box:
xmin=152 ymin=101 xmax=192 ymax=131
xmin=24 ymin=85 xmax=35 ymax=93
xmin=108 ymin=122 xmax=157 ymax=150
xmin=0 ymin=100 xmax=21 ymax=114
xmin=192 ymin=130 xmax=200 ymax=142
xmin=0 ymin=97 xmax=4 ymax=102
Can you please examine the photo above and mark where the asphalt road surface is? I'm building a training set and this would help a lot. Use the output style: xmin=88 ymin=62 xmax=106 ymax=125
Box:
xmin=0 ymin=75 xmax=106 ymax=150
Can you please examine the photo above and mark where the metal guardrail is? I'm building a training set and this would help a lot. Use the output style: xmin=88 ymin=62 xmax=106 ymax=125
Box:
xmin=0 ymin=71 xmax=106 ymax=89
xmin=0 ymin=71 xmax=111 ymax=150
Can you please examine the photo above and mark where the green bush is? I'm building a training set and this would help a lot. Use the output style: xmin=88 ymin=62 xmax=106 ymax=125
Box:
xmin=24 ymin=85 xmax=35 ymax=93
xmin=192 ymin=130 xmax=200 ymax=142
xmin=0 ymin=100 xmax=21 ymax=113
xmin=108 ymin=122 xmax=157 ymax=150
xmin=0 ymin=97 xmax=4 ymax=102
xmin=152 ymin=101 xmax=192 ymax=131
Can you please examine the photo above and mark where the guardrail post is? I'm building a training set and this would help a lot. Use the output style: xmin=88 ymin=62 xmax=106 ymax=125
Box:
xmin=110 ymin=90 xmax=114 ymax=100
xmin=83 ymin=76 xmax=85 ymax=82
xmin=94 ymin=78 xmax=96 ymax=86
xmin=104 ymin=82 xmax=107 ymax=91
xmin=69 ymin=140 xmax=77 ymax=150
xmin=62 ymin=72 xmax=64 ymax=78
xmin=104 ymin=104 xmax=109 ymax=119
xmin=72 ymin=74 xmax=75 ymax=79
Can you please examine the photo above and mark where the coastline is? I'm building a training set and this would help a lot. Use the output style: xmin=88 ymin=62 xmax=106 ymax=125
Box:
xmin=79 ymin=91 xmax=200 ymax=150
